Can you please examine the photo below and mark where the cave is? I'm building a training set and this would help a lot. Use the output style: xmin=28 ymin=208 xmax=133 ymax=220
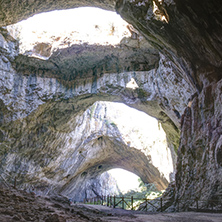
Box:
xmin=0 ymin=0 xmax=222 ymax=212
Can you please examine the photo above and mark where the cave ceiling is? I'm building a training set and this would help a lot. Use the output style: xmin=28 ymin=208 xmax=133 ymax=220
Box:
xmin=0 ymin=0 xmax=116 ymax=27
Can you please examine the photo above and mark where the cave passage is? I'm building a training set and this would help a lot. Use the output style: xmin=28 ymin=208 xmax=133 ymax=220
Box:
xmin=106 ymin=168 xmax=141 ymax=194
xmin=57 ymin=101 xmax=175 ymax=201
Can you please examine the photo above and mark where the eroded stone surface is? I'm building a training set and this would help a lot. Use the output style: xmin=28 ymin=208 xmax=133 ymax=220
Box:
xmin=115 ymin=0 xmax=222 ymax=209
xmin=0 ymin=100 xmax=175 ymax=201
xmin=0 ymin=27 xmax=183 ymax=199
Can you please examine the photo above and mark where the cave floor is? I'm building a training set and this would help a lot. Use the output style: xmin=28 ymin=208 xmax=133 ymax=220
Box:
xmin=0 ymin=185 xmax=221 ymax=222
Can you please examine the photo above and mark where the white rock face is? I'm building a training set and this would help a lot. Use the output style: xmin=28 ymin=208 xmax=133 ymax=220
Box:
xmin=0 ymin=100 xmax=175 ymax=200
xmin=47 ymin=101 xmax=175 ymax=200
xmin=0 ymin=26 xmax=192 ymax=202
xmin=0 ymin=64 xmax=192 ymax=124
xmin=94 ymin=102 xmax=174 ymax=182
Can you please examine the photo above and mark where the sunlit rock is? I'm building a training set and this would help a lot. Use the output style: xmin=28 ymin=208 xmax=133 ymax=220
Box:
xmin=7 ymin=8 xmax=131 ymax=58
xmin=0 ymin=100 xmax=175 ymax=201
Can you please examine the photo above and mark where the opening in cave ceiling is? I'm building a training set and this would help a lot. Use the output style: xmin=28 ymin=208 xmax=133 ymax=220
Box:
xmin=7 ymin=7 xmax=131 ymax=59
xmin=0 ymin=0 xmax=221 ymax=212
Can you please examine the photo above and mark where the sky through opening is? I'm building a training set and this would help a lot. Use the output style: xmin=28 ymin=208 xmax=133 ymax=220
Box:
xmin=7 ymin=7 xmax=130 ymax=56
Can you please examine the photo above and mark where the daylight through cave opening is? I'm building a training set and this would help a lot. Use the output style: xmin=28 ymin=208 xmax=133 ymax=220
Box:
xmin=105 ymin=168 xmax=164 ymax=200
xmin=7 ymin=7 xmax=131 ymax=59
xmin=106 ymin=168 xmax=141 ymax=194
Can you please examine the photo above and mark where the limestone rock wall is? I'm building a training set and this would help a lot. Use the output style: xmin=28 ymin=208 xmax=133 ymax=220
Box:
xmin=0 ymin=28 xmax=185 ymax=201
xmin=0 ymin=29 xmax=190 ymax=144
xmin=176 ymin=80 xmax=222 ymax=208
xmin=116 ymin=0 xmax=222 ymax=208
xmin=117 ymin=0 xmax=222 ymax=90
xmin=0 ymin=100 xmax=175 ymax=201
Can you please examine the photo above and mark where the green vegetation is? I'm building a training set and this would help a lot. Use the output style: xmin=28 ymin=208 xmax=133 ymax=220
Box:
xmin=90 ymin=104 xmax=96 ymax=119
xmin=105 ymin=119 xmax=117 ymax=128
xmin=110 ymin=121 xmax=117 ymax=128
xmin=116 ymin=179 xmax=164 ymax=210
xmin=123 ymin=179 xmax=163 ymax=199
xmin=83 ymin=180 xmax=164 ymax=210
xmin=137 ymin=88 xmax=150 ymax=99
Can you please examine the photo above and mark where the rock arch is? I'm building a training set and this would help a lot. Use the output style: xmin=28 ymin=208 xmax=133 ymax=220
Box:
xmin=1 ymin=100 xmax=174 ymax=201
xmin=0 ymin=0 xmax=116 ymax=27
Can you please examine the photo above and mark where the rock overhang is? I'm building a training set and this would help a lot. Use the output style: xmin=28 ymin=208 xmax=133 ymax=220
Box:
xmin=0 ymin=9 xmax=185 ymax=198
xmin=0 ymin=0 xmax=117 ymax=27
xmin=0 ymin=100 xmax=175 ymax=201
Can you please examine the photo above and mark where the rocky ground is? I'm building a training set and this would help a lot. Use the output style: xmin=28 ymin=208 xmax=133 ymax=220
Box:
xmin=0 ymin=184 xmax=222 ymax=222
